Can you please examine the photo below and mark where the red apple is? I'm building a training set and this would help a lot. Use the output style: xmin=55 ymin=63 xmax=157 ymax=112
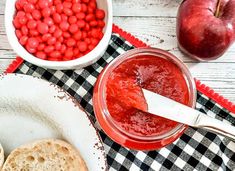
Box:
xmin=177 ymin=0 xmax=235 ymax=60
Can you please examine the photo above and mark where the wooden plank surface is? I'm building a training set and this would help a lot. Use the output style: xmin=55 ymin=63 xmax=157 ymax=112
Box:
xmin=0 ymin=0 xmax=235 ymax=103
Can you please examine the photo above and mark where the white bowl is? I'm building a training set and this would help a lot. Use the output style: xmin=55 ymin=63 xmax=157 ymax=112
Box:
xmin=5 ymin=0 xmax=113 ymax=70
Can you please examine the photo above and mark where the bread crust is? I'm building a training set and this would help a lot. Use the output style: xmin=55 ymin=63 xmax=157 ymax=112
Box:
xmin=2 ymin=139 xmax=88 ymax=171
xmin=0 ymin=143 xmax=4 ymax=170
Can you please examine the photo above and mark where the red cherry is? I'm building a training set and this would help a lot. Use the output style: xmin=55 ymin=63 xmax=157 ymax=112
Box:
xmin=47 ymin=37 xmax=56 ymax=45
xmin=53 ymin=28 xmax=63 ymax=38
xmin=18 ymin=16 xmax=27 ymax=25
xmin=64 ymin=49 xmax=73 ymax=60
xmin=81 ymin=3 xmax=87 ymax=12
xmin=67 ymin=38 xmax=76 ymax=47
xmin=50 ymin=6 xmax=56 ymax=14
xmin=95 ymin=9 xmax=105 ymax=19
xmin=36 ymin=51 xmax=47 ymax=59
xmin=32 ymin=10 xmax=41 ymax=20
xmin=16 ymin=11 xmax=26 ymax=18
xmin=37 ymin=22 xmax=49 ymax=34
xmin=55 ymin=42 xmax=62 ymax=50
xmin=26 ymin=13 xmax=33 ymax=20
xmin=68 ymin=16 xmax=77 ymax=24
xmin=38 ymin=0 xmax=49 ymax=9
xmin=63 ymin=32 xmax=71 ymax=38
xmin=56 ymin=4 xmax=63 ymax=13
xmin=53 ymin=13 xmax=62 ymax=23
xmin=78 ymin=41 xmax=87 ymax=52
xmin=27 ymin=20 xmax=37 ymax=29
xmin=30 ymin=29 xmax=39 ymax=36
xmin=42 ymin=7 xmax=51 ymax=18
xmin=23 ymin=3 xmax=35 ymax=13
xmin=21 ymin=25 xmax=29 ymax=35
xmin=69 ymin=24 xmax=78 ymax=33
xmin=73 ymin=30 xmax=82 ymax=40
xmin=19 ymin=36 xmax=28 ymax=45
xmin=49 ymin=25 xmax=56 ymax=33
xmin=63 ymin=1 xmax=72 ymax=8
xmin=72 ymin=3 xmax=82 ymax=13
xmin=13 ymin=19 xmax=22 ymax=29
xmin=44 ymin=45 xmax=54 ymax=53
xmin=27 ymin=37 xmax=39 ymax=48
xmin=85 ymin=14 xmax=94 ymax=21
xmin=49 ymin=51 xmax=61 ymax=58
xmin=37 ymin=43 xmax=45 ymax=50
xmin=77 ymin=20 xmax=85 ymax=28
xmin=90 ymin=20 xmax=98 ymax=27
xmin=43 ymin=17 xmax=54 ymax=26
xmin=26 ymin=45 xmax=36 ymax=53
xmin=63 ymin=8 xmax=73 ymax=16
xmin=59 ymin=21 xmax=69 ymax=31
xmin=76 ymin=12 xmax=85 ymax=19
xmin=15 ymin=30 xmax=23 ymax=39
xmin=42 ymin=33 xmax=52 ymax=41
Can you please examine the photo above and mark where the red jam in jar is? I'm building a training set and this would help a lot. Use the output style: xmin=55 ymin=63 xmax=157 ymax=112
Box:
xmin=106 ymin=55 xmax=189 ymax=137
xmin=93 ymin=48 xmax=196 ymax=150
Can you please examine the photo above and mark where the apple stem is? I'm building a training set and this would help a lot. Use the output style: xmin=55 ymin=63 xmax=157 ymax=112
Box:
xmin=215 ymin=0 xmax=222 ymax=17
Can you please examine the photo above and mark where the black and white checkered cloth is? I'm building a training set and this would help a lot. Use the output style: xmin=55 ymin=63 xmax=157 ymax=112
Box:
xmin=13 ymin=32 xmax=235 ymax=171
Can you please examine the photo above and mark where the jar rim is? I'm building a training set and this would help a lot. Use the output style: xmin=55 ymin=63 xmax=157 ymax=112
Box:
xmin=95 ymin=47 xmax=197 ymax=143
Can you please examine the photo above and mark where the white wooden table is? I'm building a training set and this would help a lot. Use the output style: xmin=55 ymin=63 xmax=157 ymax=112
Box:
xmin=1 ymin=0 xmax=235 ymax=102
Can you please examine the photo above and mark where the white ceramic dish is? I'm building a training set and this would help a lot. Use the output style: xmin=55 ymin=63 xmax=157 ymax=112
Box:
xmin=0 ymin=74 xmax=107 ymax=170
xmin=5 ymin=0 xmax=113 ymax=70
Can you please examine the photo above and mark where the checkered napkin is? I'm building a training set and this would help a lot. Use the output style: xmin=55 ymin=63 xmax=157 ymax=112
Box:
xmin=11 ymin=32 xmax=235 ymax=171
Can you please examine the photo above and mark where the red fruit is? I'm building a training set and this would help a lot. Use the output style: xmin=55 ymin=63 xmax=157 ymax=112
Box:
xmin=42 ymin=33 xmax=52 ymax=41
xmin=19 ymin=36 xmax=28 ymax=45
xmin=18 ymin=16 xmax=27 ymax=25
xmin=56 ymin=4 xmax=64 ymax=13
xmin=43 ymin=17 xmax=54 ymax=26
xmin=95 ymin=9 xmax=105 ymax=19
xmin=42 ymin=7 xmax=51 ymax=18
xmin=49 ymin=25 xmax=56 ymax=33
xmin=26 ymin=45 xmax=36 ymax=53
xmin=60 ymin=21 xmax=69 ymax=31
xmin=27 ymin=20 xmax=37 ymax=29
xmin=38 ymin=43 xmax=45 ymax=50
xmin=85 ymin=14 xmax=95 ymax=21
xmin=27 ymin=37 xmax=39 ymax=48
xmin=53 ymin=28 xmax=63 ymax=38
xmin=36 ymin=51 xmax=47 ymax=59
xmin=69 ymin=24 xmax=78 ymax=33
xmin=64 ymin=49 xmax=73 ymax=59
xmin=78 ymin=41 xmax=87 ymax=52
xmin=32 ymin=10 xmax=41 ymax=20
xmin=76 ymin=12 xmax=85 ymax=19
xmin=177 ymin=0 xmax=235 ymax=60
xmin=15 ymin=30 xmax=23 ymax=38
xmin=55 ymin=42 xmax=62 ymax=50
xmin=77 ymin=20 xmax=86 ymax=28
xmin=90 ymin=20 xmax=98 ymax=27
xmin=72 ymin=3 xmax=82 ymax=13
xmin=37 ymin=22 xmax=49 ymax=34
xmin=68 ymin=16 xmax=77 ymax=24
xmin=13 ymin=19 xmax=22 ymax=29
xmin=67 ymin=38 xmax=76 ymax=47
xmin=73 ymin=30 xmax=82 ymax=40
xmin=30 ymin=29 xmax=39 ymax=36
xmin=44 ymin=45 xmax=54 ymax=53
xmin=26 ymin=13 xmax=33 ymax=20
xmin=63 ymin=32 xmax=71 ymax=38
xmin=81 ymin=3 xmax=87 ymax=12
xmin=38 ymin=0 xmax=49 ymax=9
xmin=47 ymin=37 xmax=56 ymax=45
xmin=49 ymin=51 xmax=61 ymax=58
xmin=23 ymin=3 xmax=35 ymax=13
xmin=21 ymin=25 xmax=29 ymax=35
xmin=63 ymin=1 xmax=72 ymax=8
xmin=63 ymin=8 xmax=73 ymax=16
xmin=53 ymin=13 xmax=62 ymax=23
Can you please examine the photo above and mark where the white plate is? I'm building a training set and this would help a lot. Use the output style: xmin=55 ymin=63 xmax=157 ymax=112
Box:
xmin=0 ymin=74 xmax=107 ymax=171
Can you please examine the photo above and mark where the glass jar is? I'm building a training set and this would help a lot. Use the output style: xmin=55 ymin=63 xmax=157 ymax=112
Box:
xmin=93 ymin=47 xmax=196 ymax=150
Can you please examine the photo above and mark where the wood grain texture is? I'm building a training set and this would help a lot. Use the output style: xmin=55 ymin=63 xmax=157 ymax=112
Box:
xmin=0 ymin=0 xmax=235 ymax=103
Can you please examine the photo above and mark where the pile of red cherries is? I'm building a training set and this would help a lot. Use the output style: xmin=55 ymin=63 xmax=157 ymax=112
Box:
xmin=13 ymin=0 xmax=106 ymax=61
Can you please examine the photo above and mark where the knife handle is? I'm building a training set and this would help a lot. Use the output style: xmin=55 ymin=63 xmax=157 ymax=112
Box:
xmin=195 ymin=114 xmax=235 ymax=141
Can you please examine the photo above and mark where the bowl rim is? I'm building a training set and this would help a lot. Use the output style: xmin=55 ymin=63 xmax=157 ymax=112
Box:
xmin=5 ymin=0 xmax=113 ymax=69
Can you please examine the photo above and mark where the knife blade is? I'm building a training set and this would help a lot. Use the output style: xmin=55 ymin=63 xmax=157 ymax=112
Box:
xmin=142 ymin=88 xmax=235 ymax=140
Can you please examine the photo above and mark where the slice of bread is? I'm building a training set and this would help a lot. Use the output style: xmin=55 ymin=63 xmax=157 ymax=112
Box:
xmin=2 ymin=139 xmax=88 ymax=171
xmin=0 ymin=142 xmax=4 ymax=169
